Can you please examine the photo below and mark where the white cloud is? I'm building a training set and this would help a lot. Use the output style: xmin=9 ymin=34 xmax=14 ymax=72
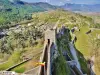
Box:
xmin=66 ymin=0 xmax=71 ymax=1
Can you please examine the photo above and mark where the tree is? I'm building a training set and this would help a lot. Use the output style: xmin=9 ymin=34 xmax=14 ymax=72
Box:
xmin=17 ymin=38 xmax=25 ymax=48
xmin=88 ymin=35 xmax=100 ymax=56
xmin=0 ymin=39 xmax=8 ymax=53
xmin=7 ymin=38 xmax=14 ymax=51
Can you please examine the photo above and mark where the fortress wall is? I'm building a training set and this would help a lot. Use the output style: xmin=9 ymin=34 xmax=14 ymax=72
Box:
xmin=38 ymin=28 xmax=57 ymax=75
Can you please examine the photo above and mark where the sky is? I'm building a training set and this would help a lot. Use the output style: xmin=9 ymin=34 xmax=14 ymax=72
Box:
xmin=21 ymin=0 xmax=100 ymax=5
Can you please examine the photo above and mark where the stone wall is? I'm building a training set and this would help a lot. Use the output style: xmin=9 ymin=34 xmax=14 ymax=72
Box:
xmin=38 ymin=28 xmax=57 ymax=75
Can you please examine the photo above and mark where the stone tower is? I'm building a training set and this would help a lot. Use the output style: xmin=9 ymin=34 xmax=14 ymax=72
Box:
xmin=45 ymin=29 xmax=56 ymax=44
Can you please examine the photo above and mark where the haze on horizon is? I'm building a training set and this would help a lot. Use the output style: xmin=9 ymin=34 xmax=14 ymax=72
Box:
xmin=21 ymin=0 xmax=100 ymax=5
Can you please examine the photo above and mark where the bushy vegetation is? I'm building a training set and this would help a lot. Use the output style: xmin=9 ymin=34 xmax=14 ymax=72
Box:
xmin=88 ymin=34 xmax=100 ymax=74
xmin=94 ymin=23 xmax=100 ymax=28
xmin=53 ymin=29 xmax=71 ymax=75
xmin=32 ymin=9 xmax=94 ymax=29
xmin=0 ymin=0 xmax=56 ymax=29
xmin=0 ymin=0 xmax=32 ymax=28
xmin=0 ymin=26 xmax=42 ymax=54
xmin=0 ymin=25 xmax=43 ymax=71
xmin=81 ymin=13 xmax=100 ymax=29
xmin=74 ymin=20 xmax=100 ymax=74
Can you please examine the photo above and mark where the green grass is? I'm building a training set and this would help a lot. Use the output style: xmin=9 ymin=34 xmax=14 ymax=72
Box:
xmin=0 ymin=39 xmax=43 ymax=73
xmin=11 ymin=53 xmax=41 ymax=73
xmin=31 ymin=10 xmax=94 ymax=29
xmin=76 ymin=48 xmax=89 ymax=74
xmin=54 ymin=46 xmax=70 ymax=75
xmin=78 ymin=57 xmax=88 ymax=74
xmin=75 ymin=26 xmax=90 ymax=56
xmin=74 ymin=26 xmax=100 ymax=74
xmin=11 ymin=42 xmax=43 ymax=73
xmin=0 ymin=51 xmax=21 ymax=70
xmin=53 ymin=29 xmax=72 ymax=75
xmin=14 ymin=67 xmax=25 ymax=73
xmin=11 ymin=55 xmax=40 ymax=73
xmin=54 ymin=55 xmax=70 ymax=75
xmin=11 ymin=54 xmax=41 ymax=73
xmin=60 ymin=30 xmax=73 ymax=59
xmin=90 ymin=29 xmax=100 ymax=38
xmin=11 ymin=62 xmax=26 ymax=73
xmin=75 ymin=26 xmax=100 ymax=57
xmin=74 ymin=26 xmax=90 ymax=74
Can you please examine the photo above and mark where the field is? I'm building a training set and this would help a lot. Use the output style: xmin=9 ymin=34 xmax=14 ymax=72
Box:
xmin=74 ymin=25 xmax=100 ymax=74
xmin=75 ymin=26 xmax=90 ymax=57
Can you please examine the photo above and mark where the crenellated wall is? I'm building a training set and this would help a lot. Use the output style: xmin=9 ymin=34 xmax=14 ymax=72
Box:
xmin=38 ymin=26 xmax=85 ymax=75
xmin=38 ymin=28 xmax=57 ymax=75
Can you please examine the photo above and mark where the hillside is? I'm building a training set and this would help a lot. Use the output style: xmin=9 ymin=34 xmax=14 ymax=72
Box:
xmin=0 ymin=9 xmax=100 ymax=74
xmin=25 ymin=9 xmax=100 ymax=74
xmin=0 ymin=0 xmax=57 ymax=29
xmin=79 ymin=12 xmax=100 ymax=28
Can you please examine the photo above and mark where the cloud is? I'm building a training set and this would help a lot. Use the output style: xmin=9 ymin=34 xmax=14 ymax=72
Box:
xmin=66 ymin=0 xmax=71 ymax=1
xmin=59 ymin=0 xmax=71 ymax=1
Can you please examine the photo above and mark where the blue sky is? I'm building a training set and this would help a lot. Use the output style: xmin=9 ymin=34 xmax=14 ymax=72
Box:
xmin=21 ymin=0 xmax=100 ymax=5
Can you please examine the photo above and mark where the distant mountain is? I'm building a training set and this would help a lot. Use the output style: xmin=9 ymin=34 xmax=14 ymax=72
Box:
xmin=62 ymin=3 xmax=100 ymax=12
xmin=0 ymin=0 xmax=57 ymax=29
xmin=30 ymin=2 xmax=57 ymax=11
xmin=0 ymin=0 xmax=57 ymax=11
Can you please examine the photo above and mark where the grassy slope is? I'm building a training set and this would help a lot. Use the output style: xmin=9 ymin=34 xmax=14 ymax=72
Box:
xmin=0 ymin=41 xmax=43 ymax=73
xmin=75 ymin=26 xmax=90 ymax=56
xmin=90 ymin=29 xmax=100 ymax=75
xmin=0 ymin=51 xmax=21 ymax=70
xmin=11 ymin=55 xmax=41 ymax=73
xmin=75 ymin=26 xmax=100 ymax=57
xmin=74 ymin=26 xmax=100 ymax=74
xmin=32 ymin=10 xmax=93 ymax=27
xmin=71 ymin=25 xmax=89 ymax=74
xmin=11 ymin=44 xmax=43 ymax=73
